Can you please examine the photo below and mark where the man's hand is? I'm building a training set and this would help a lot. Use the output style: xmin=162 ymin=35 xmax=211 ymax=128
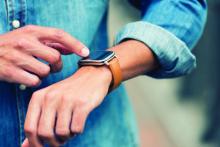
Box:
xmin=0 ymin=25 xmax=89 ymax=87
xmin=22 ymin=66 xmax=112 ymax=147
xmin=22 ymin=39 xmax=158 ymax=147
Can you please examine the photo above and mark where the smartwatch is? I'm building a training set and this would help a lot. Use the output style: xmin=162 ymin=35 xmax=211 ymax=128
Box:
xmin=78 ymin=50 xmax=122 ymax=90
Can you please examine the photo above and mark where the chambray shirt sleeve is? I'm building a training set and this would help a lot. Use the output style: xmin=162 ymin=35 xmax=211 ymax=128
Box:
xmin=114 ymin=0 xmax=207 ymax=78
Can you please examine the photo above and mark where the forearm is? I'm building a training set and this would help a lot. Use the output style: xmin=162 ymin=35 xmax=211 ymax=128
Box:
xmin=109 ymin=40 xmax=159 ymax=81
xmin=113 ymin=0 xmax=207 ymax=78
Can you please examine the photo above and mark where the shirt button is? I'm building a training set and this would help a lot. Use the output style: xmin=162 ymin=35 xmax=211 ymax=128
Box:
xmin=12 ymin=20 xmax=20 ymax=29
xmin=19 ymin=84 xmax=26 ymax=90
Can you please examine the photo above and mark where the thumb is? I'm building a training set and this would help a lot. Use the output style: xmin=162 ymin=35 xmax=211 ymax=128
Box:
xmin=22 ymin=138 xmax=30 ymax=147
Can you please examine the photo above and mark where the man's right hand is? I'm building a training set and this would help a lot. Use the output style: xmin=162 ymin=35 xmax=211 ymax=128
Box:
xmin=0 ymin=25 xmax=89 ymax=87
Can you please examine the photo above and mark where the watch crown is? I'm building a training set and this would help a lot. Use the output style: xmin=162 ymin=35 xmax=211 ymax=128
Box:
xmin=104 ymin=60 xmax=110 ymax=65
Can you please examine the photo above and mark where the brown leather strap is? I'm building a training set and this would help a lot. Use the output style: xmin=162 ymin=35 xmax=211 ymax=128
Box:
xmin=108 ymin=57 xmax=122 ymax=90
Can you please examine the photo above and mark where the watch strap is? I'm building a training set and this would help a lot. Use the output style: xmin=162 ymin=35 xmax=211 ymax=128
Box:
xmin=108 ymin=57 xmax=122 ymax=90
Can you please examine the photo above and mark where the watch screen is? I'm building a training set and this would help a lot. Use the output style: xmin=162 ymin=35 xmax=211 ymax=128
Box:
xmin=85 ymin=50 xmax=114 ymax=61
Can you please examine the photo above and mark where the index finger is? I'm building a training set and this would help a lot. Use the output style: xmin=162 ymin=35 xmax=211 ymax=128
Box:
xmin=22 ymin=25 xmax=90 ymax=57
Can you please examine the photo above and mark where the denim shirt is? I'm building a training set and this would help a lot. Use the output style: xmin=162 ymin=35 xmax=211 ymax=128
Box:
xmin=0 ymin=0 xmax=207 ymax=146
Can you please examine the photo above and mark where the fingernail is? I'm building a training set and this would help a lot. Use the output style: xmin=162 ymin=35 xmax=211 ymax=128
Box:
xmin=22 ymin=139 xmax=28 ymax=147
xmin=81 ymin=47 xmax=90 ymax=57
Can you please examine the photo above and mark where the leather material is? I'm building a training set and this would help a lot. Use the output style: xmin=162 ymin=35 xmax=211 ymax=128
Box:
xmin=108 ymin=57 xmax=122 ymax=90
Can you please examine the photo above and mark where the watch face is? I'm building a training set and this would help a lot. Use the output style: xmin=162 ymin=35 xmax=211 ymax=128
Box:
xmin=86 ymin=50 xmax=114 ymax=60
xmin=79 ymin=50 xmax=115 ymax=65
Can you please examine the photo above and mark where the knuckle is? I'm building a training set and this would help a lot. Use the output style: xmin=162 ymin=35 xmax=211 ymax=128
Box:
xmin=71 ymin=123 xmax=83 ymax=133
xmin=30 ymin=90 xmax=44 ymax=103
xmin=15 ymin=38 xmax=29 ymax=48
xmin=61 ymin=95 xmax=72 ymax=104
xmin=56 ymin=128 xmax=70 ymax=137
xmin=37 ymin=129 xmax=53 ymax=139
xmin=24 ymin=126 xmax=36 ymax=137
xmin=32 ymin=91 xmax=42 ymax=99
xmin=23 ymin=25 xmax=37 ymax=33
xmin=3 ymin=66 xmax=14 ymax=80
xmin=53 ymin=29 xmax=66 ymax=40
xmin=78 ymin=107 xmax=89 ymax=117
xmin=44 ymin=91 xmax=57 ymax=102
xmin=51 ymin=51 xmax=61 ymax=64
xmin=76 ymin=98 xmax=88 ymax=108
xmin=5 ymin=50 xmax=18 ymax=62
xmin=29 ymin=77 xmax=40 ymax=87
xmin=73 ymin=39 xmax=82 ymax=47
xmin=39 ymin=65 xmax=50 ymax=77
xmin=0 ymin=40 xmax=7 ymax=47
xmin=9 ymin=50 xmax=17 ymax=59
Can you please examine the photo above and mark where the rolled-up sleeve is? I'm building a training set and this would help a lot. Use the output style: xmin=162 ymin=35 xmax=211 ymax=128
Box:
xmin=114 ymin=0 xmax=207 ymax=78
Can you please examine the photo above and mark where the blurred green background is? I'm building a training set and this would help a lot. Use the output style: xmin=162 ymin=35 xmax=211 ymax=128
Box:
xmin=108 ymin=1 xmax=219 ymax=147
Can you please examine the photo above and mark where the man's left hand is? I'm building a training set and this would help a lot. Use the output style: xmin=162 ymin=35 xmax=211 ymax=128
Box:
xmin=22 ymin=66 xmax=112 ymax=147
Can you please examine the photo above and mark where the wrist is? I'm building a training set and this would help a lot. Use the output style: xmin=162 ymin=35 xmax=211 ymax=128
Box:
xmin=77 ymin=50 xmax=122 ymax=90
xmin=77 ymin=66 xmax=113 ymax=86
xmin=109 ymin=40 xmax=159 ymax=80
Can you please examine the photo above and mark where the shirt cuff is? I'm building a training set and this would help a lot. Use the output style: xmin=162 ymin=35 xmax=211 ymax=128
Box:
xmin=114 ymin=21 xmax=196 ymax=78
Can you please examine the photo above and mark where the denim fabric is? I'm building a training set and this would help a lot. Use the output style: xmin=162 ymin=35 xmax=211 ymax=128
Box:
xmin=0 ymin=0 xmax=207 ymax=146
xmin=117 ymin=0 xmax=207 ymax=78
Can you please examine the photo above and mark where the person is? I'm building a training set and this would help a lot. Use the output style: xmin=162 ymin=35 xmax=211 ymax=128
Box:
xmin=0 ymin=0 xmax=207 ymax=147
